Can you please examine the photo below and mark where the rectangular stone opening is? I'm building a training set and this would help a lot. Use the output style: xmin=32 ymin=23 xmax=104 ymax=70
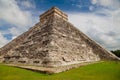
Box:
xmin=33 ymin=61 xmax=40 ymax=63
xmin=18 ymin=61 xmax=26 ymax=63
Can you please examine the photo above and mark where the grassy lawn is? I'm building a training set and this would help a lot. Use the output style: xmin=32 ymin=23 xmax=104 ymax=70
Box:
xmin=0 ymin=61 xmax=120 ymax=80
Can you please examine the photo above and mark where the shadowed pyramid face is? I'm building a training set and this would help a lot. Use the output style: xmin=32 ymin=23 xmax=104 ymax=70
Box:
xmin=0 ymin=7 xmax=119 ymax=67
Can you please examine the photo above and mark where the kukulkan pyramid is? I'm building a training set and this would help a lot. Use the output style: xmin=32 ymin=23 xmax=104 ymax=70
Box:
xmin=0 ymin=7 xmax=119 ymax=73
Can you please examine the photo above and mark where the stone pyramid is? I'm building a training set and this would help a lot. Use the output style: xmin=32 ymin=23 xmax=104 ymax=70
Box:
xmin=0 ymin=7 xmax=119 ymax=72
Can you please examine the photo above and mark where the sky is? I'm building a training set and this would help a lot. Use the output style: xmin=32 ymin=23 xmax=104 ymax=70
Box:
xmin=0 ymin=0 xmax=120 ymax=50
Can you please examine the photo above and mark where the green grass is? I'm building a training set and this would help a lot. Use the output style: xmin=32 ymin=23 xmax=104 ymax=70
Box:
xmin=0 ymin=61 xmax=120 ymax=80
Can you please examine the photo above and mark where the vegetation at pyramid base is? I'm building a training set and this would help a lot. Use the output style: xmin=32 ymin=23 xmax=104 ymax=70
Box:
xmin=111 ymin=50 xmax=120 ymax=58
xmin=0 ymin=61 xmax=120 ymax=80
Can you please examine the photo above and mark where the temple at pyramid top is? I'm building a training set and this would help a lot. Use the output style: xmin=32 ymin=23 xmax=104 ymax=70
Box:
xmin=40 ymin=7 xmax=68 ymax=23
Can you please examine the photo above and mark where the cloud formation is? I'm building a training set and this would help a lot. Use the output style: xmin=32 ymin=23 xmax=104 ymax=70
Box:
xmin=0 ymin=0 xmax=32 ymax=27
xmin=68 ymin=0 xmax=120 ymax=50
xmin=0 ymin=0 xmax=38 ymax=47
xmin=91 ymin=0 xmax=120 ymax=9
xmin=0 ymin=32 xmax=8 ymax=47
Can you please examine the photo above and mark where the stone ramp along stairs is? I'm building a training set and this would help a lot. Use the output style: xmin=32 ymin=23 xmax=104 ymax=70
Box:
xmin=0 ymin=7 xmax=119 ymax=73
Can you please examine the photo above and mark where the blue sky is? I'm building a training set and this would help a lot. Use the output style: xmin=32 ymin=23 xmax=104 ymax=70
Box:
xmin=0 ymin=0 xmax=120 ymax=50
xmin=34 ymin=0 xmax=92 ymax=12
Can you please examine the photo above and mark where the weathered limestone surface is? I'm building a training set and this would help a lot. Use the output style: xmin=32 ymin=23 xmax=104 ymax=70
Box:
xmin=0 ymin=7 xmax=119 ymax=71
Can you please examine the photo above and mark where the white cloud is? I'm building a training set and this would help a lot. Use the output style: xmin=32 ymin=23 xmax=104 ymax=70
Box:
xmin=18 ymin=0 xmax=36 ymax=9
xmin=0 ymin=0 xmax=38 ymax=47
xmin=91 ymin=0 xmax=97 ymax=4
xmin=0 ymin=32 xmax=9 ymax=47
xmin=67 ymin=0 xmax=120 ymax=50
xmin=9 ymin=27 xmax=22 ymax=37
xmin=91 ymin=0 xmax=120 ymax=9
xmin=89 ymin=6 xmax=95 ymax=11
xmin=68 ymin=9 xmax=120 ymax=50
xmin=0 ymin=0 xmax=33 ymax=27
xmin=112 ymin=9 xmax=120 ymax=31
xmin=76 ymin=4 xmax=82 ymax=8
